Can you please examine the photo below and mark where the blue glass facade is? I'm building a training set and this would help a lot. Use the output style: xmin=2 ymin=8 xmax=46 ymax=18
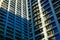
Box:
xmin=0 ymin=0 xmax=29 ymax=40
xmin=0 ymin=7 xmax=28 ymax=40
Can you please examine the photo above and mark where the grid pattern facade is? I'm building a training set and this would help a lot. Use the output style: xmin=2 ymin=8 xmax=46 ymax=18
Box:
xmin=28 ymin=0 xmax=60 ymax=40
xmin=0 ymin=0 xmax=28 ymax=40
xmin=0 ymin=0 xmax=60 ymax=40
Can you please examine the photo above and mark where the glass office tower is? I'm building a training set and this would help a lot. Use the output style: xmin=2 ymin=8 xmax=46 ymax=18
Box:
xmin=28 ymin=0 xmax=60 ymax=40
xmin=0 ymin=0 xmax=29 ymax=40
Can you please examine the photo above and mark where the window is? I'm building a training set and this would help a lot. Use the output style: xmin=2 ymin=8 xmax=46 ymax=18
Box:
xmin=53 ymin=1 xmax=60 ymax=8
xmin=45 ymin=20 xmax=50 ymax=24
xmin=50 ymin=17 xmax=54 ymax=21
xmin=58 ymin=19 xmax=60 ymax=23
xmin=41 ymin=0 xmax=48 ymax=6
xmin=48 ymin=37 xmax=55 ymax=40
xmin=46 ymin=25 xmax=52 ymax=30
xmin=30 ymin=27 xmax=32 ymax=32
xmin=55 ymin=7 xmax=60 ymax=13
xmin=42 ymin=8 xmax=45 ymax=11
xmin=35 ymin=21 xmax=38 ymax=25
xmin=52 ymin=22 xmax=56 ymax=28
xmin=52 ymin=0 xmax=59 ymax=3
xmin=39 ymin=24 xmax=42 ymax=27
xmin=47 ymin=30 xmax=54 ymax=36
xmin=30 ymin=33 xmax=33 ymax=37
xmin=43 ymin=11 xmax=46 ymax=15
xmin=48 ymin=12 xmax=53 ymax=16
xmin=44 ymin=16 xmax=47 ymax=19
xmin=46 ymin=8 xmax=51 ymax=12
xmin=40 ymin=0 xmax=44 ymax=3
xmin=35 ymin=34 xmax=44 ymax=40
xmin=34 ymin=26 xmax=39 ymax=29
xmin=54 ymin=28 xmax=58 ymax=33
xmin=56 ymin=13 xmax=60 ymax=18
xmin=35 ymin=28 xmax=43 ymax=35
xmin=55 ymin=34 xmax=60 ymax=40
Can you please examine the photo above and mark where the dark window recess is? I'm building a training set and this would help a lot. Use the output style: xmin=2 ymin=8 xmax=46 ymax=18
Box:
xmin=47 ymin=8 xmax=51 ymax=12
xmin=56 ymin=13 xmax=60 ymax=18
xmin=52 ymin=22 xmax=56 ymax=27
xmin=35 ymin=34 xmax=44 ymax=40
xmin=52 ymin=0 xmax=59 ymax=3
xmin=48 ymin=37 xmax=55 ymax=40
xmin=55 ymin=34 xmax=60 ymax=40
xmin=54 ymin=29 xmax=58 ymax=33
xmin=54 ymin=28 xmax=58 ymax=33
xmin=58 ymin=19 xmax=60 ymax=23
xmin=35 ymin=28 xmax=43 ymax=35
xmin=50 ymin=17 xmax=54 ymax=21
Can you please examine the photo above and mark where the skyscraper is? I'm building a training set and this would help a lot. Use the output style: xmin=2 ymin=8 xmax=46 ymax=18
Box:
xmin=0 ymin=0 xmax=60 ymax=40
xmin=0 ymin=0 xmax=29 ymax=40
xmin=28 ymin=0 xmax=60 ymax=40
